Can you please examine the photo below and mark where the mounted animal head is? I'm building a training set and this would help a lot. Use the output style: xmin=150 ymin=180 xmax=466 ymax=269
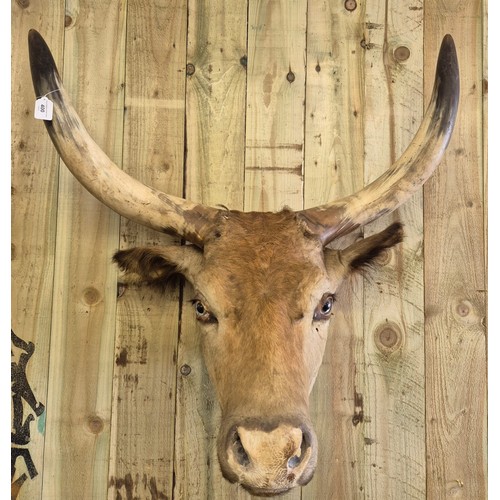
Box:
xmin=28 ymin=30 xmax=459 ymax=496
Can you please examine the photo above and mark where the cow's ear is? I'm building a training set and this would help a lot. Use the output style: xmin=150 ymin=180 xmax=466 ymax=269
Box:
xmin=113 ymin=245 xmax=203 ymax=289
xmin=326 ymin=223 xmax=403 ymax=276
xmin=340 ymin=222 xmax=403 ymax=272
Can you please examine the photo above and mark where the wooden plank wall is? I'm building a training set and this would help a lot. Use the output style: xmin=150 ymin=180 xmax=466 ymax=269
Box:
xmin=11 ymin=1 xmax=487 ymax=499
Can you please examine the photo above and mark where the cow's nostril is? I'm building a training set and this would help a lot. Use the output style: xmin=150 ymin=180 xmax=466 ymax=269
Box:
xmin=287 ymin=454 xmax=301 ymax=469
xmin=287 ymin=429 xmax=310 ymax=469
xmin=232 ymin=431 xmax=250 ymax=467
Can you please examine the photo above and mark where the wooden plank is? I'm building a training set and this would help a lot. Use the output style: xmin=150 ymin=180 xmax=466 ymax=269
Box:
xmin=175 ymin=1 xmax=248 ymax=498
xmin=107 ymin=2 xmax=187 ymax=499
xmin=482 ymin=0 xmax=488 ymax=289
xmin=302 ymin=2 xmax=366 ymax=498
xmin=244 ymin=0 xmax=307 ymax=212
xmin=233 ymin=2 xmax=307 ymax=498
xmin=11 ymin=2 xmax=65 ymax=498
xmin=183 ymin=0 xmax=247 ymax=208
xmin=360 ymin=1 xmax=426 ymax=498
xmin=40 ymin=2 xmax=127 ymax=498
xmin=424 ymin=1 xmax=487 ymax=498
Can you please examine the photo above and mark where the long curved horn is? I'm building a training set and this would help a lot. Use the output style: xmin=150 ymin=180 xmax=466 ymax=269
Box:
xmin=28 ymin=29 xmax=219 ymax=247
xmin=299 ymin=34 xmax=459 ymax=245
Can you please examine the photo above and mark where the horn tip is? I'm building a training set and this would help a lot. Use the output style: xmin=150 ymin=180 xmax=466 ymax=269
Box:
xmin=433 ymin=34 xmax=460 ymax=136
xmin=436 ymin=33 xmax=460 ymax=93
xmin=439 ymin=34 xmax=458 ymax=68
xmin=28 ymin=29 xmax=60 ymax=96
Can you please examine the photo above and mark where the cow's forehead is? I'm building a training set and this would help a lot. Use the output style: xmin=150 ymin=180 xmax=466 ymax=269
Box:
xmin=203 ymin=210 xmax=323 ymax=261
xmin=202 ymin=211 xmax=325 ymax=282
xmin=195 ymin=211 xmax=329 ymax=311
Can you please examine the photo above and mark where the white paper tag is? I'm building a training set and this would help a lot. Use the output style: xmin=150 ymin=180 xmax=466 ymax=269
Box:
xmin=34 ymin=96 xmax=53 ymax=121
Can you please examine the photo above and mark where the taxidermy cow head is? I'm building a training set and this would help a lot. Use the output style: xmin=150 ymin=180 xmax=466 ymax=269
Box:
xmin=28 ymin=30 xmax=458 ymax=496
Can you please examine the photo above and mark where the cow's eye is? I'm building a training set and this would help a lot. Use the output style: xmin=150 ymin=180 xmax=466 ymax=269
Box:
xmin=192 ymin=300 xmax=217 ymax=324
xmin=313 ymin=294 xmax=335 ymax=321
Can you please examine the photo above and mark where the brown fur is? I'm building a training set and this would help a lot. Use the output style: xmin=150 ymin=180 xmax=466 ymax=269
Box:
xmin=114 ymin=210 xmax=403 ymax=496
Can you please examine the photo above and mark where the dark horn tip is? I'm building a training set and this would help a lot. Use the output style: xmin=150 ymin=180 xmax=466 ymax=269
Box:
xmin=439 ymin=34 xmax=459 ymax=78
xmin=28 ymin=29 xmax=60 ymax=96
xmin=435 ymin=34 xmax=460 ymax=116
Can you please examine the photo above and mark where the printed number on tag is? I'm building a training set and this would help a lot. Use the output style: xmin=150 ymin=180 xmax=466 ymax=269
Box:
xmin=34 ymin=96 xmax=53 ymax=121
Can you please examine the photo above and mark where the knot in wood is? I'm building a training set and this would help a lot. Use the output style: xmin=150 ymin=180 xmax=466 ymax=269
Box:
xmin=82 ymin=287 xmax=101 ymax=306
xmin=456 ymin=300 xmax=470 ymax=317
xmin=86 ymin=415 xmax=104 ymax=435
xmin=394 ymin=46 xmax=411 ymax=62
xmin=186 ymin=63 xmax=196 ymax=76
xmin=374 ymin=322 xmax=402 ymax=355
xmin=344 ymin=0 xmax=357 ymax=11
xmin=180 ymin=364 xmax=192 ymax=376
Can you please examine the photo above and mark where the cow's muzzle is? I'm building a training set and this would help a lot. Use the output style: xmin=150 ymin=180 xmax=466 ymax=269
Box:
xmin=218 ymin=417 xmax=317 ymax=496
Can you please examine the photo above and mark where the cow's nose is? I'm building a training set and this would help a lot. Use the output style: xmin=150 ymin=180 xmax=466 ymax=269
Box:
xmin=231 ymin=425 xmax=309 ymax=469
xmin=221 ymin=422 xmax=317 ymax=496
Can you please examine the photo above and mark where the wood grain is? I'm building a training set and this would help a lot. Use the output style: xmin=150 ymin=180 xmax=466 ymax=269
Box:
xmin=108 ymin=2 xmax=187 ymax=499
xmin=361 ymin=1 xmax=426 ymax=498
xmin=11 ymin=1 xmax=65 ymax=498
xmin=302 ymin=2 xmax=365 ymax=498
xmin=244 ymin=0 xmax=307 ymax=212
xmin=40 ymin=1 xmax=126 ymax=497
xmin=424 ymin=1 xmax=487 ymax=498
